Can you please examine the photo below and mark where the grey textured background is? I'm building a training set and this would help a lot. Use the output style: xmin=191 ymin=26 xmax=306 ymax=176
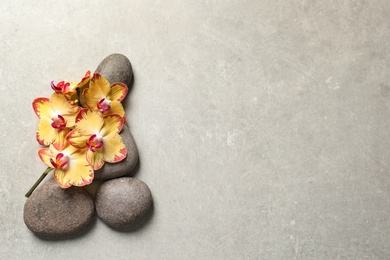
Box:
xmin=1 ymin=1 xmax=389 ymax=259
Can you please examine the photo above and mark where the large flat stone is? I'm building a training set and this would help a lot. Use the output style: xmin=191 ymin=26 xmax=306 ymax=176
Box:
xmin=23 ymin=180 xmax=95 ymax=239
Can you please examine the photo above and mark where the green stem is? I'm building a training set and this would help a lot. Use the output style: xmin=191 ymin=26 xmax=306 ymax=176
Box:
xmin=25 ymin=167 xmax=53 ymax=198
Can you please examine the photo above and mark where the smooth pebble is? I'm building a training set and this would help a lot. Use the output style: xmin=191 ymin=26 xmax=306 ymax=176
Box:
xmin=23 ymin=180 xmax=95 ymax=238
xmin=95 ymin=177 xmax=152 ymax=228
xmin=95 ymin=53 xmax=133 ymax=86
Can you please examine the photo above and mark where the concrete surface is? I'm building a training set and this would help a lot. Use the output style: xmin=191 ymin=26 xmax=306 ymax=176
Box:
xmin=1 ymin=1 xmax=389 ymax=259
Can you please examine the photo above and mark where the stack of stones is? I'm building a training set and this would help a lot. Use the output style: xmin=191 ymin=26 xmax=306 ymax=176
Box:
xmin=23 ymin=54 xmax=152 ymax=238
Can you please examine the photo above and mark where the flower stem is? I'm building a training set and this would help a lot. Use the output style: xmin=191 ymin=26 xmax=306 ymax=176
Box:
xmin=25 ymin=167 xmax=53 ymax=198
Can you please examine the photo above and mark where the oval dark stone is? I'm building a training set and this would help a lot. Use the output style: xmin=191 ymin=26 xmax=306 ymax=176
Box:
xmin=23 ymin=179 xmax=95 ymax=238
xmin=95 ymin=177 xmax=152 ymax=228
xmin=94 ymin=124 xmax=138 ymax=180
xmin=95 ymin=53 xmax=133 ymax=86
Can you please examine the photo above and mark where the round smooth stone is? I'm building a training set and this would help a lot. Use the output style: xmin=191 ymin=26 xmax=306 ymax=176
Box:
xmin=95 ymin=177 xmax=152 ymax=228
xmin=23 ymin=179 xmax=95 ymax=238
xmin=94 ymin=124 xmax=138 ymax=180
xmin=95 ymin=53 xmax=133 ymax=86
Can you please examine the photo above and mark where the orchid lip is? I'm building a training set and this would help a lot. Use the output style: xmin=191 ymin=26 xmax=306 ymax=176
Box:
xmin=50 ymin=81 xmax=58 ymax=91
xmin=86 ymin=134 xmax=104 ymax=152
xmin=50 ymin=153 xmax=69 ymax=169
xmin=51 ymin=114 xmax=67 ymax=130
xmin=97 ymin=98 xmax=111 ymax=112
xmin=51 ymin=80 xmax=71 ymax=94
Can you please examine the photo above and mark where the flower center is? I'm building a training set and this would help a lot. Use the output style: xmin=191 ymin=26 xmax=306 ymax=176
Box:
xmin=51 ymin=115 xmax=67 ymax=130
xmin=86 ymin=134 xmax=103 ymax=152
xmin=50 ymin=153 xmax=69 ymax=169
xmin=97 ymin=98 xmax=111 ymax=112
xmin=51 ymin=80 xmax=71 ymax=94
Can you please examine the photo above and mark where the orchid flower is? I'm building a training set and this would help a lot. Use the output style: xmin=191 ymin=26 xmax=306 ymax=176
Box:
xmin=66 ymin=110 xmax=127 ymax=170
xmin=26 ymin=69 xmax=129 ymax=197
xmin=83 ymin=73 xmax=128 ymax=120
xmin=38 ymin=143 xmax=94 ymax=188
xmin=33 ymin=93 xmax=80 ymax=150
xmin=51 ymin=71 xmax=91 ymax=105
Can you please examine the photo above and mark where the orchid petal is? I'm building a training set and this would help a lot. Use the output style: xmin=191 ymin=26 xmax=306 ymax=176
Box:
xmin=86 ymin=148 xmax=105 ymax=170
xmin=38 ymin=148 xmax=55 ymax=168
xmin=77 ymin=70 xmax=91 ymax=88
xmin=102 ymin=133 xmax=127 ymax=163
xmin=32 ymin=97 xmax=51 ymax=119
xmin=66 ymin=129 xmax=89 ymax=149
xmin=75 ymin=110 xmax=104 ymax=135
xmin=50 ymin=93 xmax=72 ymax=114
xmin=52 ymin=128 xmax=69 ymax=151
xmin=53 ymin=169 xmax=72 ymax=188
xmin=36 ymin=118 xmax=55 ymax=146
xmin=75 ymin=108 xmax=89 ymax=123
xmin=84 ymin=73 xmax=110 ymax=109
xmin=107 ymin=83 xmax=128 ymax=102
xmin=100 ymin=114 xmax=123 ymax=136
xmin=105 ymin=101 xmax=126 ymax=119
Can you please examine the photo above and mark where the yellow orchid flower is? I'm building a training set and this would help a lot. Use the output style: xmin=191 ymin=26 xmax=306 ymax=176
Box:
xmin=66 ymin=110 xmax=127 ymax=170
xmin=32 ymin=93 xmax=80 ymax=150
xmin=38 ymin=143 xmax=94 ymax=188
xmin=51 ymin=71 xmax=91 ymax=105
xmin=83 ymin=73 xmax=128 ymax=120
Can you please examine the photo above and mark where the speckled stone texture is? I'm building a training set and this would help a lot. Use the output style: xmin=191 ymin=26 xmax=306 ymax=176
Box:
xmin=94 ymin=124 xmax=138 ymax=180
xmin=95 ymin=177 xmax=152 ymax=228
xmin=95 ymin=53 xmax=133 ymax=87
xmin=23 ymin=180 xmax=95 ymax=238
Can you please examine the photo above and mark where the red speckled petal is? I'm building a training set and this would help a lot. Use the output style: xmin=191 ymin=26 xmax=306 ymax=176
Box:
xmin=66 ymin=129 xmax=89 ymax=149
xmin=84 ymin=73 xmax=110 ymax=109
xmin=76 ymin=70 xmax=91 ymax=88
xmin=53 ymin=169 xmax=72 ymax=188
xmin=32 ymin=97 xmax=51 ymax=119
xmin=75 ymin=110 xmax=104 ymax=136
xmin=36 ymin=118 xmax=55 ymax=146
xmin=102 ymin=133 xmax=127 ymax=163
xmin=100 ymin=114 xmax=123 ymax=137
xmin=86 ymin=148 xmax=105 ymax=170
xmin=107 ymin=83 xmax=128 ymax=102
xmin=38 ymin=147 xmax=55 ymax=168
xmin=52 ymin=128 xmax=69 ymax=151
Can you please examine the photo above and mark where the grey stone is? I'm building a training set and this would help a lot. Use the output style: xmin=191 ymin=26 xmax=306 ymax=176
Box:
xmin=23 ymin=179 xmax=95 ymax=238
xmin=95 ymin=177 xmax=152 ymax=228
xmin=95 ymin=53 xmax=133 ymax=86
xmin=94 ymin=124 xmax=138 ymax=180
